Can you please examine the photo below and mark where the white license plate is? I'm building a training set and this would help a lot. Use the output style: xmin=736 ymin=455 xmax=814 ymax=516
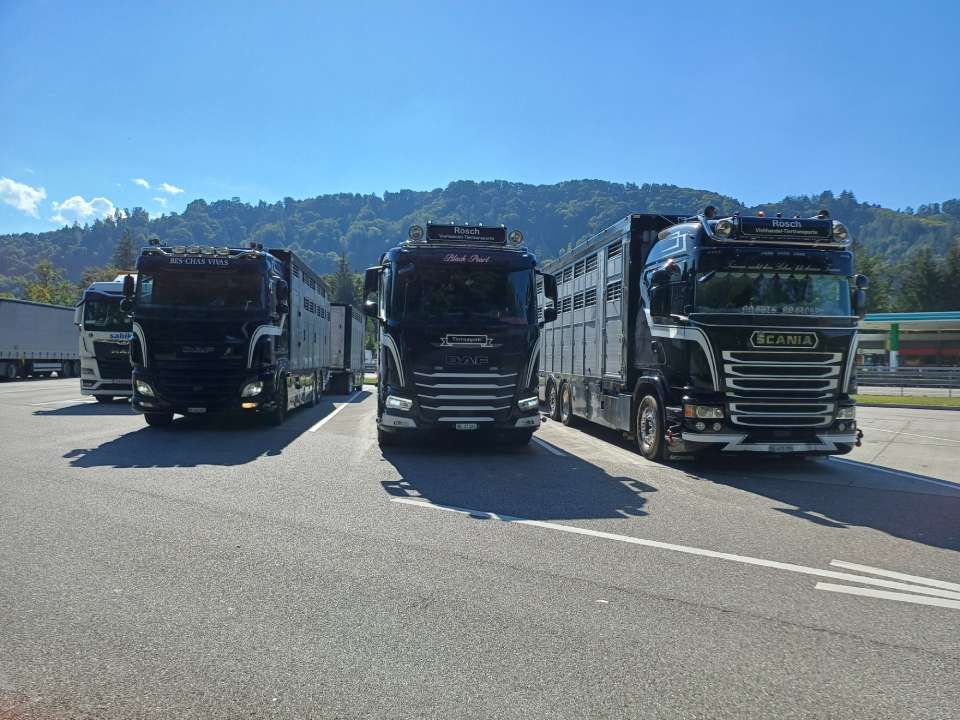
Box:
xmin=455 ymin=423 xmax=478 ymax=431
xmin=187 ymin=407 xmax=207 ymax=414
xmin=770 ymin=444 xmax=797 ymax=453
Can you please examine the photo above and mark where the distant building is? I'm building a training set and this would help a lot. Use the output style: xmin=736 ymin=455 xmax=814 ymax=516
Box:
xmin=859 ymin=312 xmax=960 ymax=367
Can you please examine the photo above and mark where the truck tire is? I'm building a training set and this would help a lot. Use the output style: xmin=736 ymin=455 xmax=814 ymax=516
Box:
xmin=560 ymin=383 xmax=574 ymax=426
xmin=144 ymin=411 xmax=173 ymax=427
xmin=547 ymin=382 xmax=562 ymax=421
xmin=3 ymin=363 xmax=15 ymax=381
xmin=265 ymin=380 xmax=288 ymax=426
xmin=309 ymin=374 xmax=318 ymax=406
xmin=636 ymin=394 xmax=665 ymax=461
xmin=60 ymin=363 xmax=72 ymax=378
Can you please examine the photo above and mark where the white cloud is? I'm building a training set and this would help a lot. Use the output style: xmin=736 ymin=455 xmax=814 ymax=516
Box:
xmin=0 ymin=177 xmax=47 ymax=218
xmin=158 ymin=182 xmax=184 ymax=195
xmin=153 ymin=196 xmax=168 ymax=207
xmin=132 ymin=178 xmax=150 ymax=189
xmin=50 ymin=195 xmax=116 ymax=225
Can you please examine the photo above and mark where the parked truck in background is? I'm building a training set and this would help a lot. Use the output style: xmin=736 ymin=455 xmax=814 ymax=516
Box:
xmin=329 ymin=303 xmax=365 ymax=393
xmin=363 ymin=222 xmax=558 ymax=447
xmin=538 ymin=209 xmax=868 ymax=460
xmin=75 ymin=275 xmax=134 ymax=402
xmin=123 ymin=241 xmax=332 ymax=427
xmin=0 ymin=298 xmax=80 ymax=380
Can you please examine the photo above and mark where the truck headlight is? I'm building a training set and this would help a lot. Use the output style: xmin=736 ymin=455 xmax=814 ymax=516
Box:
xmin=386 ymin=395 xmax=413 ymax=411
xmin=241 ymin=381 xmax=263 ymax=397
xmin=135 ymin=380 xmax=155 ymax=397
xmin=517 ymin=396 xmax=539 ymax=411
xmin=684 ymin=404 xmax=724 ymax=419
xmin=837 ymin=406 xmax=856 ymax=420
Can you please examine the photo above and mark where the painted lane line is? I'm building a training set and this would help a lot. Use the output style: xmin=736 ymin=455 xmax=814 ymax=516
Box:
xmin=815 ymin=582 xmax=960 ymax=611
xmin=308 ymin=391 xmax=362 ymax=432
xmin=858 ymin=426 xmax=960 ymax=444
xmin=531 ymin=436 xmax=567 ymax=456
xmin=391 ymin=497 xmax=960 ymax=601
xmin=829 ymin=560 xmax=960 ymax=593
xmin=829 ymin=457 xmax=960 ymax=491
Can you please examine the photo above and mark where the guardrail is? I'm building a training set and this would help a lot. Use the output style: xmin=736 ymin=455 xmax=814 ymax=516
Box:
xmin=856 ymin=366 xmax=960 ymax=397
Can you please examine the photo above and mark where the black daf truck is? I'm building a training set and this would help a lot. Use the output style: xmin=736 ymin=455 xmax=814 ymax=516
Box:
xmin=122 ymin=242 xmax=331 ymax=426
xmin=363 ymin=223 xmax=558 ymax=446
xmin=538 ymin=209 xmax=868 ymax=460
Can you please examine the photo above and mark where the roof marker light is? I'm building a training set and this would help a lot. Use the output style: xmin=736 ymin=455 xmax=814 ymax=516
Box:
xmin=757 ymin=210 xmax=765 ymax=218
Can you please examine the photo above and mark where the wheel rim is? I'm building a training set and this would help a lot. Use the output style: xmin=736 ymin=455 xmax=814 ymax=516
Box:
xmin=549 ymin=387 xmax=558 ymax=415
xmin=562 ymin=388 xmax=570 ymax=419
xmin=640 ymin=406 xmax=658 ymax=451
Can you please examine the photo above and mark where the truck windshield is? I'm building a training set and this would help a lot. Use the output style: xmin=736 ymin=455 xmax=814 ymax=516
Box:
xmin=83 ymin=297 xmax=129 ymax=331
xmin=395 ymin=265 xmax=535 ymax=325
xmin=695 ymin=271 xmax=851 ymax=316
xmin=137 ymin=271 xmax=264 ymax=311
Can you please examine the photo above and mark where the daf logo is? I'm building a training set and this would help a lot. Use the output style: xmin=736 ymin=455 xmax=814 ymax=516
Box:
xmin=440 ymin=334 xmax=493 ymax=347
xmin=750 ymin=331 xmax=819 ymax=348
xmin=447 ymin=354 xmax=489 ymax=366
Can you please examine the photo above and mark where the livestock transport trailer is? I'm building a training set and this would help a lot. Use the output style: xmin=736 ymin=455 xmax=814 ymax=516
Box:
xmin=0 ymin=298 xmax=80 ymax=380
xmin=125 ymin=243 xmax=332 ymax=426
xmin=329 ymin=303 xmax=365 ymax=393
xmin=538 ymin=210 xmax=868 ymax=461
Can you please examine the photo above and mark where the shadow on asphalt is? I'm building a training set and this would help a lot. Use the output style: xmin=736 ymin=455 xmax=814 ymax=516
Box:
xmin=543 ymin=416 xmax=960 ymax=553
xmin=379 ymin=431 xmax=657 ymax=521
xmin=34 ymin=400 xmax=134 ymax=416
xmin=61 ymin=391 xmax=370 ymax=469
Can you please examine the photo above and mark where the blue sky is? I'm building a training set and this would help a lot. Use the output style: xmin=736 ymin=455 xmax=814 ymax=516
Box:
xmin=1 ymin=0 xmax=957 ymax=234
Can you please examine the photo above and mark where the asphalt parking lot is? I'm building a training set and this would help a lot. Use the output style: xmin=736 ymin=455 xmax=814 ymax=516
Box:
xmin=1 ymin=378 xmax=958 ymax=719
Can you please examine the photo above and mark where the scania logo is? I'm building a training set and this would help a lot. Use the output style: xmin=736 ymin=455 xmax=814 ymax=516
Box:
xmin=750 ymin=331 xmax=818 ymax=348
xmin=440 ymin=334 xmax=493 ymax=347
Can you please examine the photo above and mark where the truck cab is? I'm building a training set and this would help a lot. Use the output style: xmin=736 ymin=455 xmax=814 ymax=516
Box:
xmin=75 ymin=275 xmax=134 ymax=401
xmin=364 ymin=223 xmax=558 ymax=446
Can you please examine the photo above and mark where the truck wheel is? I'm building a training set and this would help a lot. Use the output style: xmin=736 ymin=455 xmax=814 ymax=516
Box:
xmin=144 ymin=411 xmax=173 ymax=427
xmin=265 ymin=381 xmax=288 ymax=426
xmin=309 ymin=374 xmax=318 ymax=407
xmin=60 ymin=363 xmax=73 ymax=378
xmin=547 ymin=382 xmax=562 ymax=421
xmin=95 ymin=396 xmax=113 ymax=403
xmin=560 ymin=383 xmax=574 ymax=426
xmin=377 ymin=426 xmax=398 ymax=447
xmin=3 ymin=363 xmax=15 ymax=381
xmin=636 ymin=395 xmax=665 ymax=461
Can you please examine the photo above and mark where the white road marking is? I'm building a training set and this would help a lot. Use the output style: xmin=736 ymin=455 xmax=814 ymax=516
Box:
xmin=829 ymin=457 xmax=960 ymax=491
xmin=830 ymin=560 xmax=960 ymax=593
xmin=815 ymin=582 xmax=960 ymax=610
xmin=392 ymin=497 xmax=960 ymax=602
xmin=309 ymin=391 xmax=362 ymax=432
xmin=531 ymin=436 xmax=567 ymax=456
xmin=858 ymin=425 xmax=960 ymax=444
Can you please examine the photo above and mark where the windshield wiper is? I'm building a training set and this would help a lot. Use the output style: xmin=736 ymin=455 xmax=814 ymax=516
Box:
xmin=697 ymin=271 xmax=716 ymax=284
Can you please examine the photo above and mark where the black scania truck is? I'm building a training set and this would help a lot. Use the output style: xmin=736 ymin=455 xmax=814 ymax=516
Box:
xmin=122 ymin=242 xmax=331 ymax=426
xmin=538 ymin=209 xmax=868 ymax=460
xmin=363 ymin=223 xmax=558 ymax=446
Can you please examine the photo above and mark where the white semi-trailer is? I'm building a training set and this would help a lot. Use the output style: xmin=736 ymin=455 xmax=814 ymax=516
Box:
xmin=0 ymin=298 xmax=80 ymax=380
xmin=329 ymin=303 xmax=365 ymax=393
xmin=75 ymin=276 xmax=134 ymax=401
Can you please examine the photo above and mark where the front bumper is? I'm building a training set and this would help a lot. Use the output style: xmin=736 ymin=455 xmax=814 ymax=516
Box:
xmin=678 ymin=430 xmax=859 ymax=453
xmin=81 ymin=378 xmax=132 ymax=396
xmin=130 ymin=369 xmax=278 ymax=416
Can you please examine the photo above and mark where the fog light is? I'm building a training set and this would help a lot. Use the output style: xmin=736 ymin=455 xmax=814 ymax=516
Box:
xmin=135 ymin=380 xmax=155 ymax=397
xmin=712 ymin=422 xmax=722 ymax=431
xmin=241 ymin=402 xmax=257 ymax=409
xmin=517 ymin=396 xmax=539 ymax=411
xmin=838 ymin=422 xmax=847 ymax=432
xmin=695 ymin=421 xmax=706 ymax=431
xmin=241 ymin=381 xmax=263 ymax=397
xmin=837 ymin=406 xmax=856 ymax=420
xmin=386 ymin=395 xmax=413 ymax=411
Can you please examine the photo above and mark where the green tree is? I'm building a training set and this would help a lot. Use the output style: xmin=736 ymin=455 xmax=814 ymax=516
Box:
xmin=896 ymin=246 xmax=943 ymax=311
xmin=111 ymin=230 xmax=137 ymax=270
xmin=333 ymin=252 xmax=356 ymax=305
xmin=853 ymin=248 xmax=894 ymax=313
xmin=24 ymin=260 xmax=79 ymax=306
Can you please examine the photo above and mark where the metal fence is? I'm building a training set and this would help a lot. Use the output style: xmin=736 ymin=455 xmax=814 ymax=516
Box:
xmin=855 ymin=366 xmax=960 ymax=397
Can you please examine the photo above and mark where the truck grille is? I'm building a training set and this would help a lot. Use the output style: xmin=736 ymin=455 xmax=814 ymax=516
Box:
xmin=93 ymin=342 xmax=132 ymax=380
xmin=721 ymin=350 xmax=843 ymax=428
xmin=151 ymin=340 xmax=246 ymax=407
xmin=414 ymin=371 xmax=517 ymax=423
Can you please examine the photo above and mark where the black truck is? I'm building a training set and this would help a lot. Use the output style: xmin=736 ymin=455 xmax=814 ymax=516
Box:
xmin=538 ymin=209 xmax=868 ymax=460
xmin=122 ymin=242 xmax=332 ymax=426
xmin=363 ymin=223 xmax=558 ymax=446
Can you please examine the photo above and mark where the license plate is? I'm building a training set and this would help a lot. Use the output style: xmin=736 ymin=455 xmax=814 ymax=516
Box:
xmin=770 ymin=444 xmax=797 ymax=453
xmin=455 ymin=423 xmax=478 ymax=431
xmin=187 ymin=407 xmax=207 ymax=414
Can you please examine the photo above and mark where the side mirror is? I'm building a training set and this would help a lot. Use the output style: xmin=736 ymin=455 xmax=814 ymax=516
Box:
xmin=122 ymin=274 xmax=135 ymax=298
xmin=276 ymin=279 xmax=290 ymax=314
xmin=363 ymin=267 xmax=381 ymax=318
xmin=650 ymin=284 xmax=671 ymax=318
xmin=852 ymin=289 xmax=867 ymax=318
xmin=854 ymin=274 xmax=869 ymax=290
xmin=542 ymin=273 xmax=558 ymax=302
xmin=120 ymin=297 xmax=134 ymax=314
xmin=363 ymin=298 xmax=378 ymax=318
xmin=543 ymin=307 xmax=558 ymax=324
xmin=73 ymin=306 xmax=82 ymax=326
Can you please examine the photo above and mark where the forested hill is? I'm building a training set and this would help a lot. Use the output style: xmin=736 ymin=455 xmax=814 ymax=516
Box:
xmin=2 ymin=179 xmax=959 ymax=285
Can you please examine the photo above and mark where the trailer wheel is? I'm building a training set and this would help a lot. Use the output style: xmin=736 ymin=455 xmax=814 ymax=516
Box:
xmin=3 ymin=363 xmax=16 ymax=380
xmin=60 ymin=363 xmax=73 ymax=378
xmin=309 ymin=374 xmax=318 ymax=407
xmin=144 ymin=411 xmax=173 ymax=427
xmin=547 ymin=382 xmax=562 ymax=421
xmin=636 ymin=395 xmax=665 ymax=461
xmin=560 ymin=383 xmax=574 ymax=426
